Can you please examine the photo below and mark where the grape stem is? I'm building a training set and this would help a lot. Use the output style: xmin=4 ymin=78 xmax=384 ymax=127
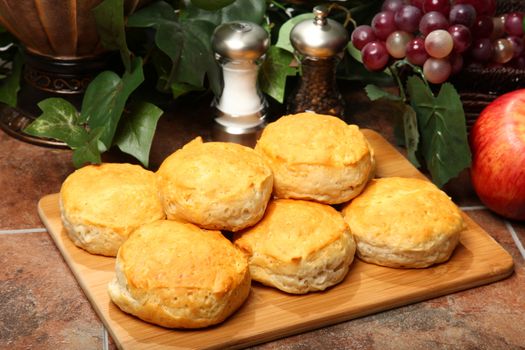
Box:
xmin=389 ymin=59 xmax=431 ymax=102
xmin=327 ymin=3 xmax=357 ymax=29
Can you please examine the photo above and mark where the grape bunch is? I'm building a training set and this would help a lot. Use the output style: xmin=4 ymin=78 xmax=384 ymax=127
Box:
xmin=351 ymin=0 xmax=525 ymax=84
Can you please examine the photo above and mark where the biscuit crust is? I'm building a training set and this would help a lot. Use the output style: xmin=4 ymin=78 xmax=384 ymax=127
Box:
xmin=255 ymin=113 xmax=374 ymax=204
xmin=156 ymin=137 xmax=273 ymax=231
xmin=233 ymin=199 xmax=356 ymax=294
xmin=342 ymin=177 xmax=464 ymax=268
xmin=60 ymin=163 xmax=165 ymax=256
xmin=108 ymin=220 xmax=251 ymax=328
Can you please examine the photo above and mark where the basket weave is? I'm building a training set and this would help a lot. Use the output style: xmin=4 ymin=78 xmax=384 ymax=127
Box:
xmin=451 ymin=65 xmax=525 ymax=132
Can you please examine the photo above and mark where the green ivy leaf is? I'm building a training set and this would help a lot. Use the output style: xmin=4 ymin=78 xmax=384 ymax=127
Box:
xmin=190 ymin=0 xmax=235 ymax=11
xmin=114 ymin=102 xmax=163 ymax=167
xmin=401 ymin=103 xmax=420 ymax=167
xmin=127 ymin=1 xmax=182 ymax=61
xmin=364 ymin=84 xmax=419 ymax=167
xmin=259 ymin=46 xmax=297 ymax=103
xmin=346 ymin=42 xmax=362 ymax=63
xmin=92 ymin=0 xmax=131 ymax=71
xmin=23 ymin=98 xmax=89 ymax=148
xmin=181 ymin=0 xmax=267 ymax=25
xmin=0 ymin=51 xmax=22 ymax=107
xmin=72 ymin=127 xmax=105 ymax=168
xmin=275 ymin=13 xmax=314 ymax=54
xmin=171 ymin=82 xmax=205 ymax=99
xmin=174 ymin=19 xmax=217 ymax=88
xmin=365 ymin=84 xmax=401 ymax=101
xmin=81 ymin=57 xmax=145 ymax=150
xmin=407 ymin=76 xmax=471 ymax=187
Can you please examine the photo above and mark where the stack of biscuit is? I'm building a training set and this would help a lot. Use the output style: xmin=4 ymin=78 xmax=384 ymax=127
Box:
xmin=59 ymin=111 xmax=465 ymax=329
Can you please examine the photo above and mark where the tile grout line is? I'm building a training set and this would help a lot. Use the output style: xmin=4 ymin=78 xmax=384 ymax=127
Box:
xmin=504 ymin=221 xmax=525 ymax=261
xmin=459 ymin=205 xmax=487 ymax=211
xmin=103 ymin=326 xmax=109 ymax=350
xmin=0 ymin=228 xmax=47 ymax=235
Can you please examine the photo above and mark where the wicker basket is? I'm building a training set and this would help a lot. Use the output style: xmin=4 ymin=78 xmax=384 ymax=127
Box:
xmin=451 ymin=65 xmax=525 ymax=132
xmin=449 ymin=1 xmax=525 ymax=132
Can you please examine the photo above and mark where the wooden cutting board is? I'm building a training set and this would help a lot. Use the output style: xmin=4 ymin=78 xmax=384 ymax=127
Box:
xmin=38 ymin=129 xmax=514 ymax=350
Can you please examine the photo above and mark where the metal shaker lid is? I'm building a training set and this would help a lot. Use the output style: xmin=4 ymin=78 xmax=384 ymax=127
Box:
xmin=212 ymin=21 xmax=269 ymax=60
xmin=290 ymin=6 xmax=349 ymax=58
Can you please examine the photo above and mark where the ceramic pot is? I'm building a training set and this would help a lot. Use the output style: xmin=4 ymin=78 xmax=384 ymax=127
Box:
xmin=0 ymin=0 xmax=149 ymax=59
xmin=0 ymin=0 xmax=151 ymax=146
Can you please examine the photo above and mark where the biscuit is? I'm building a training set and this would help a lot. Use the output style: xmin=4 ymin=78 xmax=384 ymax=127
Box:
xmin=108 ymin=220 xmax=251 ymax=328
xmin=342 ymin=177 xmax=464 ymax=268
xmin=255 ymin=112 xmax=374 ymax=204
xmin=156 ymin=137 xmax=273 ymax=231
xmin=233 ymin=199 xmax=356 ymax=294
xmin=60 ymin=163 xmax=165 ymax=256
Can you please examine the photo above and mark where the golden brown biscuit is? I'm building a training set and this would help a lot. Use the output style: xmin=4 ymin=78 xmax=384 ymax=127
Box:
xmin=342 ymin=177 xmax=464 ymax=268
xmin=255 ymin=112 xmax=374 ymax=204
xmin=156 ymin=137 xmax=273 ymax=231
xmin=108 ymin=220 xmax=251 ymax=328
xmin=60 ymin=163 xmax=165 ymax=257
xmin=233 ymin=199 xmax=356 ymax=294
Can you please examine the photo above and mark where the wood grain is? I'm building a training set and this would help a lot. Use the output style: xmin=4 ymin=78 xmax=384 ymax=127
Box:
xmin=37 ymin=129 xmax=514 ymax=350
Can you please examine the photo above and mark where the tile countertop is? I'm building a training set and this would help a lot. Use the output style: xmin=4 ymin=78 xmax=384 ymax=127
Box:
xmin=1 ymin=90 xmax=524 ymax=350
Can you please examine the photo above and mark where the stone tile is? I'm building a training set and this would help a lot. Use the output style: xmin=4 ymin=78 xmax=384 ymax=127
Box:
xmin=250 ymin=210 xmax=525 ymax=350
xmin=508 ymin=220 xmax=525 ymax=260
xmin=0 ymin=131 xmax=75 ymax=230
xmin=0 ymin=232 xmax=104 ymax=349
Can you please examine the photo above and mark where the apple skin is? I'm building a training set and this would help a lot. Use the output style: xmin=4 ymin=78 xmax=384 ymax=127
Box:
xmin=470 ymin=89 xmax=525 ymax=220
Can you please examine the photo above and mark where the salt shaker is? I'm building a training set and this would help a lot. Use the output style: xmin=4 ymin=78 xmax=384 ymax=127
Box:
xmin=211 ymin=21 xmax=269 ymax=146
xmin=288 ymin=6 xmax=349 ymax=118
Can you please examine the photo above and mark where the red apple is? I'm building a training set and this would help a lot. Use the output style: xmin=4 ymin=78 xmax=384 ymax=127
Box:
xmin=470 ymin=89 xmax=525 ymax=220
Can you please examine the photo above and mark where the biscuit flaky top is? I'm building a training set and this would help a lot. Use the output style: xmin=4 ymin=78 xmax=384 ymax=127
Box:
xmin=343 ymin=177 xmax=464 ymax=250
xmin=234 ymin=199 xmax=349 ymax=263
xmin=255 ymin=113 xmax=371 ymax=166
xmin=119 ymin=220 xmax=248 ymax=295
xmin=157 ymin=137 xmax=272 ymax=206
xmin=60 ymin=163 xmax=165 ymax=233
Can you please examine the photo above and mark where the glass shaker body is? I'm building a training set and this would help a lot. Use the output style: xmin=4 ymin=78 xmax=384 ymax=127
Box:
xmin=210 ymin=21 xmax=269 ymax=145
xmin=288 ymin=54 xmax=345 ymax=117
xmin=214 ymin=56 xmax=266 ymax=121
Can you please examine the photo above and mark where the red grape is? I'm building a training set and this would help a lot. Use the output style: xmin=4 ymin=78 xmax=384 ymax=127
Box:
xmin=406 ymin=37 xmax=429 ymax=65
xmin=454 ymin=0 xmax=496 ymax=17
xmin=448 ymin=24 xmax=472 ymax=53
xmin=371 ymin=11 xmax=398 ymax=40
xmin=504 ymin=12 xmax=524 ymax=37
xmin=449 ymin=4 xmax=476 ymax=28
xmin=351 ymin=25 xmax=377 ymax=50
xmin=510 ymin=55 xmax=525 ymax=69
xmin=471 ymin=16 xmax=494 ymax=39
xmin=410 ymin=0 xmax=425 ymax=10
xmin=449 ymin=52 xmax=464 ymax=74
xmin=470 ymin=38 xmax=493 ymax=62
xmin=386 ymin=30 xmax=413 ymax=58
xmin=419 ymin=11 xmax=449 ymax=36
xmin=492 ymin=38 xmax=514 ymax=64
xmin=423 ymin=0 xmax=450 ymax=15
xmin=507 ymin=36 xmax=524 ymax=58
xmin=362 ymin=41 xmax=389 ymax=71
xmin=423 ymin=57 xmax=451 ymax=83
xmin=382 ymin=0 xmax=407 ymax=13
xmin=394 ymin=5 xmax=423 ymax=33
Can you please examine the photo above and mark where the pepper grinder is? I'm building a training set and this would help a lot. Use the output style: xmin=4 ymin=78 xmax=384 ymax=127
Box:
xmin=288 ymin=6 xmax=349 ymax=118
xmin=211 ymin=21 xmax=269 ymax=147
